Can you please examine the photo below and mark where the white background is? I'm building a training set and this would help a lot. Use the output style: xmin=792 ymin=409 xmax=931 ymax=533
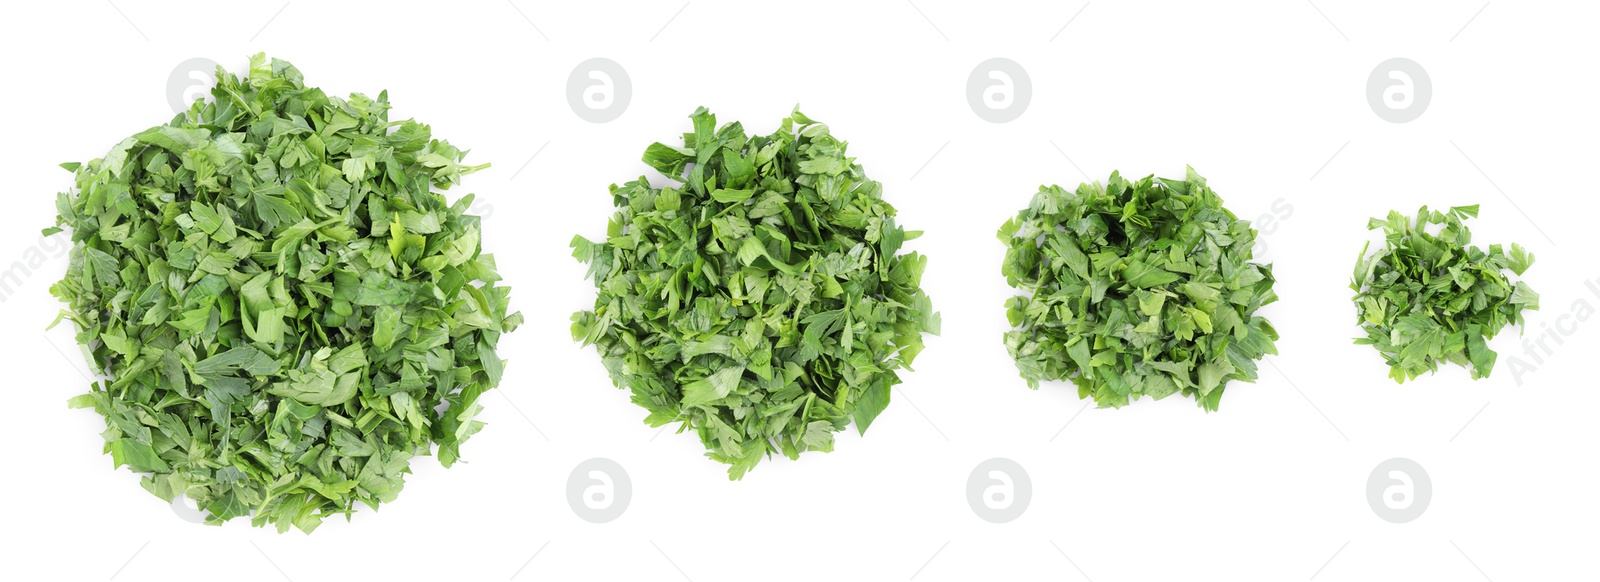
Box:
xmin=1 ymin=1 xmax=1596 ymax=581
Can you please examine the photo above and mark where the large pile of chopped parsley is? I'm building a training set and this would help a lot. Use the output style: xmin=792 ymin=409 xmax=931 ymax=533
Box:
xmin=47 ymin=54 xmax=520 ymax=532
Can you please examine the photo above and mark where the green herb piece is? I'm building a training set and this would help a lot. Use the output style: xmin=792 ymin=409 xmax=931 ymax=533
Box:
xmin=571 ymin=106 xmax=940 ymax=479
xmin=997 ymin=167 xmax=1278 ymax=411
xmin=1350 ymin=205 xmax=1536 ymax=382
xmin=47 ymin=54 xmax=521 ymax=533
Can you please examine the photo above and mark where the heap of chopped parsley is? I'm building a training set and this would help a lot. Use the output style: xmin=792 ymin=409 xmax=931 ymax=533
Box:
xmin=48 ymin=54 xmax=520 ymax=532
xmin=998 ymin=167 xmax=1279 ymax=411
xmin=572 ymin=107 xmax=940 ymax=479
xmin=1350 ymin=205 xmax=1537 ymax=382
